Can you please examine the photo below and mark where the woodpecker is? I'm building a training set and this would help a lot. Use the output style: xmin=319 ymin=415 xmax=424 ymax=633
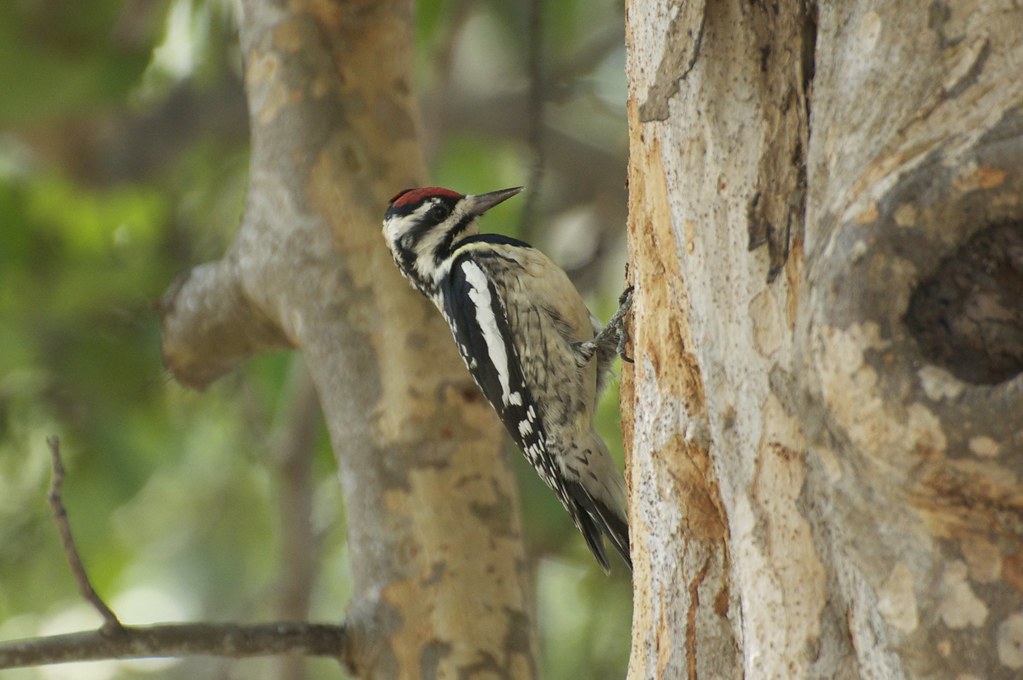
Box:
xmin=382 ymin=186 xmax=633 ymax=572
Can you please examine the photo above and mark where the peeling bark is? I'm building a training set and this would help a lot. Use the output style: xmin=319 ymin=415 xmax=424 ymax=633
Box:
xmin=625 ymin=0 xmax=1023 ymax=677
xmin=158 ymin=1 xmax=537 ymax=677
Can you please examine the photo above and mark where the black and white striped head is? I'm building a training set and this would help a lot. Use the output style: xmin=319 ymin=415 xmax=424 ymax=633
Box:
xmin=383 ymin=186 xmax=523 ymax=295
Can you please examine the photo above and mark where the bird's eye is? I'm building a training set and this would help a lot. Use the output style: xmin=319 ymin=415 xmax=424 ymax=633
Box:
xmin=429 ymin=203 xmax=450 ymax=221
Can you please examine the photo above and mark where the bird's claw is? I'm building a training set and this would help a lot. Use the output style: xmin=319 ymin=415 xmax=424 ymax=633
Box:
xmin=610 ymin=286 xmax=634 ymax=363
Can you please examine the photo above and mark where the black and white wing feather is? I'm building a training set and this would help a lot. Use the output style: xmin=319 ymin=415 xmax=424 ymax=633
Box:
xmin=440 ymin=243 xmax=625 ymax=572
xmin=440 ymin=251 xmax=554 ymax=483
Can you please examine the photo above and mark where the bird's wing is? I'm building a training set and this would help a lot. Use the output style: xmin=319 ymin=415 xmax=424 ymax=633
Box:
xmin=440 ymin=250 xmax=557 ymax=486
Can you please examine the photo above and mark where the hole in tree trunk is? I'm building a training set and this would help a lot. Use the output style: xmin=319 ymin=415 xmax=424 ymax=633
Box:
xmin=906 ymin=220 xmax=1023 ymax=385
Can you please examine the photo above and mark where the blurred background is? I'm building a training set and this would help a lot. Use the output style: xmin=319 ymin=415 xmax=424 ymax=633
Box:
xmin=0 ymin=0 xmax=630 ymax=678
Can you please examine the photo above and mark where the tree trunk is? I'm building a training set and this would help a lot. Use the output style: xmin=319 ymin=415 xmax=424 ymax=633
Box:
xmin=158 ymin=1 xmax=537 ymax=677
xmin=623 ymin=1 xmax=1023 ymax=678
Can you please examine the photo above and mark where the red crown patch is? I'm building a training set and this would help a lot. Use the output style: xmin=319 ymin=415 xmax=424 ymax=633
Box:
xmin=389 ymin=187 xmax=462 ymax=208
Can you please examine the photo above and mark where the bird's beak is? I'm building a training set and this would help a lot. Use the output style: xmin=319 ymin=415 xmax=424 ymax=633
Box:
xmin=465 ymin=187 xmax=524 ymax=217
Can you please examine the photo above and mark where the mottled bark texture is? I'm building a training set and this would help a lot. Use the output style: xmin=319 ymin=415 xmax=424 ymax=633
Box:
xmin=157 ymin=1 xmax=537 ymax=677
xmin=624 ymin=0 xmax=1023 ymax=678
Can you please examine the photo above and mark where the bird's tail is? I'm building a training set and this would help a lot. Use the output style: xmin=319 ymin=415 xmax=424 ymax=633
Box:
xmin=565 ymin=432 xmax=631 ymax=573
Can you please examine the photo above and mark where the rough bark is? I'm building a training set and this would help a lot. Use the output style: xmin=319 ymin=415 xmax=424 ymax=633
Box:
xmin=158 ymin=1 xmax=537 ymax=677
xmin=624 ymin=0 xmax=1023 ymax=678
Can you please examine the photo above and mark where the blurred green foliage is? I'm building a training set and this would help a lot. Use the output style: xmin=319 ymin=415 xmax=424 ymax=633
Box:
xmin=0 ymin=0 xmax=630 ymax=678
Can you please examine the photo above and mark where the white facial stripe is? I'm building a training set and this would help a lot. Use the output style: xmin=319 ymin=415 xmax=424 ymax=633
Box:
xmin=412 ymin=200 xmax=467 ymax=284
xmin=384 ymin=201 xmax=431 ymax=245
xmin=462 ymin=260 xmax=521 ymax=408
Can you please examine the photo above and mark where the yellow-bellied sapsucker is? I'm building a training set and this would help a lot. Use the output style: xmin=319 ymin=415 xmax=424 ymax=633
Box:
xmin=382 ymin=186 xmax=633 ymax=572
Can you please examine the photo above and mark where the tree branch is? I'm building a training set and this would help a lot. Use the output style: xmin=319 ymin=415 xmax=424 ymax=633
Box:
xmin=156 ymin=261 xmax=292 ymax=389
xmin=46 ymin=436 xmax=123 ymax=632
xmin=11 ymin=437 xmax=349 ymax=673
xmin=154 ymin=0 xmax=539 ymax=673
xmin=0 ymin=622 xmax=347 ymax=669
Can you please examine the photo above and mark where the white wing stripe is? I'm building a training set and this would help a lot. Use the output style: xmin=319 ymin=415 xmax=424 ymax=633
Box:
xmin=462 ymin=260 xmax=518 ymax=407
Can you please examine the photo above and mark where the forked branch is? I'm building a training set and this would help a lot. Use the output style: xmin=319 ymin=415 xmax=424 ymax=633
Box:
xmin=0 ymin=438 xmax=348 ymax=671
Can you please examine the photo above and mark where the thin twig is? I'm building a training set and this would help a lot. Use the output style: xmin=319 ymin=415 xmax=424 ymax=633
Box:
xmin=520 ymin=0 xmax=546 ymax=239
xmin=274 ymin=366 xmax=322 ymax=680
xmin=0 ymin=622 xmax=347 ymax=669
xmin=46 ymin=436 xmax=123 ymax=632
